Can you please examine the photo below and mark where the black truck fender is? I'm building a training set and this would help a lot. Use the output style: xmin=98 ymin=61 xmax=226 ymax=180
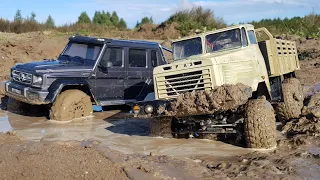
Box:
xmin=45 ymin=79 xmax=96 ymax=104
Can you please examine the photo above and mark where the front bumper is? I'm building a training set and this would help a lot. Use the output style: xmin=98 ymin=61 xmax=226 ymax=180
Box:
xmin=4 ymin=81 xmax=50 ymax=105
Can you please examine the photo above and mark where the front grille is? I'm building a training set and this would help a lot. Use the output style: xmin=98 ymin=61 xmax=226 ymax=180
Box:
xmin=156 ymin=69 xmax=212 ymax=99
xmin=12 ymin=70 xmax=32 ymax=84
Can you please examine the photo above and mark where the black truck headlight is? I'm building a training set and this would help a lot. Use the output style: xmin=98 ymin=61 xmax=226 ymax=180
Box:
xmin=32 ymin=75 xmax=43 ymax=87
xmin=144 ymin=105 xmax=154 ymax=114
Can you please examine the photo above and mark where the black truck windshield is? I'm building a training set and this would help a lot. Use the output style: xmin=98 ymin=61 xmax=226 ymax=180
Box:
xmin=63 ymin=42 xmax=102 ymax=61
xmin=173 ymin=37 xmax=202 ymax=60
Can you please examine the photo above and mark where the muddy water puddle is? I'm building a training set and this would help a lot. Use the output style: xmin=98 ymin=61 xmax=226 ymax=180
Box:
xmin=0 ymin=110 xmax=251 ymax=158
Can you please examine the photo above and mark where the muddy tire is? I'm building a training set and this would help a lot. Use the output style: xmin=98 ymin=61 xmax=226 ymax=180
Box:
xmin=50 ymin=90 xmax=92 ymax=121
xmin=7 ymin=97 xmax=28 ymax=113
xmin=244 ymin=98 xmax=277 ymax=149
xmin=149 ymin=117 xmax=173 ymax=138
xmin=277 ymin=78 xmax=303 ymax=121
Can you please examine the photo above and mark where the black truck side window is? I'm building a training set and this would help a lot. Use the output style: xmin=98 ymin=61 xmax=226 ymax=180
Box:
xmin=151 ymin=50 xmax=158 ymax=67
xmin=100 ymin=47 xmax=123 ymax=67
xmin=129 ymin=49 xmax=147 ymax=68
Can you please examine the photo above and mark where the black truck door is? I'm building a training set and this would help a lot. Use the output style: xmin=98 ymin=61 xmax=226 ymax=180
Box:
xmin=124 ymin=48 xmax=150 ymax=100
xmin=94 ymin=46 xmax=125 ymax=101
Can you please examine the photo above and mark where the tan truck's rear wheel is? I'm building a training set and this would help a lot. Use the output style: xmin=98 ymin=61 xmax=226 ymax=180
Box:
xmin=244 ymin=98 xmax=277 ymax=149
xmin=50 ymin=90 xmax=92 ymax=121
xmin=277 ymin=78 xmax=303 ymax=121
xmin=149 ymin=116 xmax=173 ymax=138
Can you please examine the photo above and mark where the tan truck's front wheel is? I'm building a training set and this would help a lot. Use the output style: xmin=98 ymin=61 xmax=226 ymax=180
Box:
xmin=244 ymin=98 xmax=277 ymax=149
xmin=50 ymin=90 xmax=92 ymax=121
xmin=149 ymin=116 xmax=173 ymax=138
xmin=277 ymin=78 xmax=303 ymax=121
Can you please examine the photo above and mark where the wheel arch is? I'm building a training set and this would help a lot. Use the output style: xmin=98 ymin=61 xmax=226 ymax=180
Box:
xmin=252 ymin=81 xmax=271 ymax=100
xmin=46 ymin=79 xmax=96 ymax=104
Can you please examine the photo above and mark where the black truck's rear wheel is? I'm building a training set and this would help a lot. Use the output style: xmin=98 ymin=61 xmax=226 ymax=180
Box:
xmin=50 ymin=90 xmax=92 ymax=121
xmin=149 ymin=116 xmax=173 ymax=138
xmin=277 ymin=78 xmax=303 ymax=121
xmin=244 ymin=98 xmax=277 ymax=149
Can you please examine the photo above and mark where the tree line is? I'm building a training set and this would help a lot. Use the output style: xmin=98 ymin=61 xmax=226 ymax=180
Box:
xmin=77 ymin=11 xmax=127 ymax=30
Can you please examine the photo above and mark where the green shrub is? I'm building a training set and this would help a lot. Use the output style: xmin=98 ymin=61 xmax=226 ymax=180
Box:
xmin=166 ymin=7 xmax=226 ymax=36
xmin=251 ymin=12 xmax=320 ymax=38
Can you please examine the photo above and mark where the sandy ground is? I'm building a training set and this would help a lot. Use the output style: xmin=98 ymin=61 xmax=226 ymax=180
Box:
xmin=0 ymin=32 xmax=319 ymax=179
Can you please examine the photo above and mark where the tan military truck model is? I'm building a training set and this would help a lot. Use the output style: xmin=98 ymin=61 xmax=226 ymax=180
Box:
xmin=132 ymin=24 xmax=303 ymax=149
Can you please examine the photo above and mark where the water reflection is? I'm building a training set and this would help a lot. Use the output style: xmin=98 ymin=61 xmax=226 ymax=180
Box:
xmin=0 ymin=115 xmax=12 ymax=132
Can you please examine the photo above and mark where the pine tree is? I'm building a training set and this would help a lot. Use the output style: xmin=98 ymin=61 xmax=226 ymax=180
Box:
xmin=77 ymin=11 xmax=91 ymax=24
xmin=118 ymin=18 xmax=127 ymax=30
xmin=135 ymin=16 xmax=154 ymax=28
xmin=14 ymin=9 xmax=23 ymax=22
xmin=110 ymin=11 xmax=119 ymax=26
xmin=45 ymin=15 xmax=55 ymax=28
xmin=93 ymin=11 xmax=102 ymax=24
xmin=30 ymin=12 xmax=36 ymax=22
xmin=102 ymin=11 xmax=112 ymax=26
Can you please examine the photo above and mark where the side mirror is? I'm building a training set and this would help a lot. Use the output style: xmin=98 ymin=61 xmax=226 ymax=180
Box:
xmin=99 ymin=60 xmax=113 ymax=68
xmin=106 ymin=61 xmax=113 ymax=68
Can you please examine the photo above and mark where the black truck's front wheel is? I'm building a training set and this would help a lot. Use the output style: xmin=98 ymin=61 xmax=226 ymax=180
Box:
xmin=244 ymin=98 xmax=277 ymax=149
xmin=50 ymin=90 xmax=92 ymax=121
xmin=149 ymin=116 xmax=173 ymax=138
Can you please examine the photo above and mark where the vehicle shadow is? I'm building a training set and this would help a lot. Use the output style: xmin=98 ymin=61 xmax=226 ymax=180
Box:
xmin=0 ymin=96 xmax=49 ymax=118
xmin=102 ymin=105 xmax=149 ymax=136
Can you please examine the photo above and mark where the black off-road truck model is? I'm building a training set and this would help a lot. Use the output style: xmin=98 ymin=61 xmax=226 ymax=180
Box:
xmin=5 ymin=36 xmax=170 ymax=121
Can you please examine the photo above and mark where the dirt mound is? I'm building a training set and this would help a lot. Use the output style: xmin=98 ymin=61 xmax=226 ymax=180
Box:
xmin=281 ymin=92 xmax=320 ymax=137
xmin=197 ymin=150 xmax=303 ymax=179
xmin=165 ymin=84 xmax=252 ymax=116
xmin=0 ymin=131 xmax=24 ymax=144
xmin=282 ymin=117 xmax=320 ymax=137
xmin=0 ymin=136 xmax=128 ymax=180
xmin=154 ymin=22 xmax=181 ymax=40
xmin=282 ymin=36 xmax=320 ymax=86
xmin=0 ymin=32 xmax=67 ymax=82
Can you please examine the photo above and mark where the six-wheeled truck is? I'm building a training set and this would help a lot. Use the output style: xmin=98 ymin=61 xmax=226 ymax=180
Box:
xmin=132 ymin=24 xmax=303 ymax=149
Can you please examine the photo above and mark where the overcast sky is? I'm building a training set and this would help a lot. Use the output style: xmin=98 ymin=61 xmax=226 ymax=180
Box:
xmin=0 ymin=0 xmax=318 ymax=28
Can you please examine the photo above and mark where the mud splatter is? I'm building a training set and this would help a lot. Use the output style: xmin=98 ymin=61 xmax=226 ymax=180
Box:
xmin=165 ymin=84 xmax=252 ymax=116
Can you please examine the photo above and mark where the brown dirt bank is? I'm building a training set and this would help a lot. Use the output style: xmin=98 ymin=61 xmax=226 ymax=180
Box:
xmin=282 ymin=35 xmax=320 ymax=86
xmin=0 ymin=132 xmax=128 ymax=180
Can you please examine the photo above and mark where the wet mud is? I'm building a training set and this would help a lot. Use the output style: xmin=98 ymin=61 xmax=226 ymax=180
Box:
xmin=0 ymin=132 xmax=129 ymax=180
xmin=165 ymin=84 xmax=252 ymax=116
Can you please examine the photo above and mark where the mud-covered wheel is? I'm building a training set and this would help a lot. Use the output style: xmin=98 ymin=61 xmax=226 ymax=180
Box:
xmin=7 ymin=97 xmax=29 ymax=113
xmin=277 ymin=78 xmax=303 ymax=121
xmin=50 ymin=90 xmax=92 ymax=121
xmin=149 ymin=116 xmax=173 ymax=138
xmin=244 ymin=98 xmax=277 ymax=149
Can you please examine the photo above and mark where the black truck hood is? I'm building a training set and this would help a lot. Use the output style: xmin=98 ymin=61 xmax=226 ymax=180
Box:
xmin=14 ymin=59 xmax=94 ymax=73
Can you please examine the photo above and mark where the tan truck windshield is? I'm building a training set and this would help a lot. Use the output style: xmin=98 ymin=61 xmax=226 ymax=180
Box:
xmin=206 ymin=29 xmax=242 ymax=53
xmin=173 ymin=37 xmax=202 ymax=60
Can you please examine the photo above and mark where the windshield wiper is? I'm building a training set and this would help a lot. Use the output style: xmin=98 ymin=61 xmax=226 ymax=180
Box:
xmin=61 ymin=54 xmax=85 ymax=64
xmin=73 ymin=56 xmax=85 ymax=64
